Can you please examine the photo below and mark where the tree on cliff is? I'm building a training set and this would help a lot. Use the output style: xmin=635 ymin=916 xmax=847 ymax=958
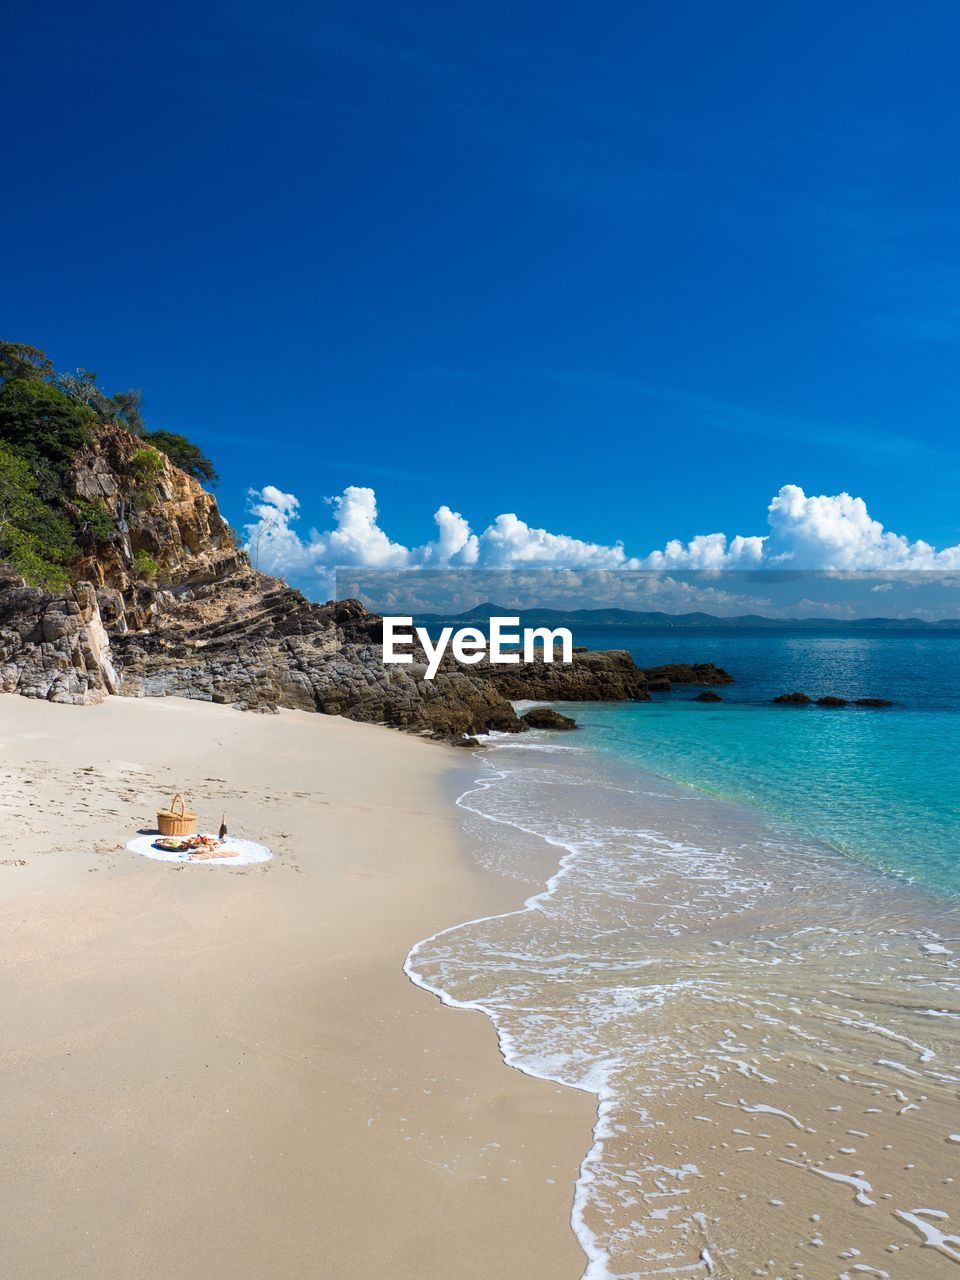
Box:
xmin=0 ymin=341 xmax=55 ymax=383
xmin=142 ymin=429 xmax=219 ymax=486
xmin=0 ymin=341 xmax=217 ymax=489
xmin=0 ymin=443 xmax=76 ymax=587
xmin=0 ymin=376 xmax=95 ymax=489
xmin=0 ymin=339 xmax=223 ymax=587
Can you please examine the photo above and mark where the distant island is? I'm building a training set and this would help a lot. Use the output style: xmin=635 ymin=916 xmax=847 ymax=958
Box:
xmin=415 ymin=603 xmax=960 ymax=631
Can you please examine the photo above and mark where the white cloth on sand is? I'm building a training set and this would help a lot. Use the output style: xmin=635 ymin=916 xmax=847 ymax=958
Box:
xmin=126 ymin=833 xmax=272 ymax=866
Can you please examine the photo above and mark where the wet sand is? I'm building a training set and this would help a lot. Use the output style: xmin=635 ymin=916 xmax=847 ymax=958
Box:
xmin=0 ymin=696 xmax=594 ymax=1280
xmin=410 ymin=739 xmax=960 ymax=1278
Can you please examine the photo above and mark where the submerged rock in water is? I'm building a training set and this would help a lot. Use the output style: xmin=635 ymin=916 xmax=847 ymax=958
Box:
xmin=774 ymin=690 xmax=812 ymax=705
xmin=519 ymin=706 xmax=577 ymax=730
xmin=641 ymin=662 xmax=733 ymax=686
xmin=694 ymin=690 xmax=722 ymax=703
xmin=854 ymin=697 xmax=894 ymax=707
xmin=817 ymin=695 xmax=848 ymax=707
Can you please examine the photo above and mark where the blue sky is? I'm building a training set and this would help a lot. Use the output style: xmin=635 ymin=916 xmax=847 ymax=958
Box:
xmin=5 ymin=2 xmax=960 ymax=598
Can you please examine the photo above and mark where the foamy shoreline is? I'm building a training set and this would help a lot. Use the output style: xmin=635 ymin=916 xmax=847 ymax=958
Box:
xmin=404 ymin=756 xmax=620 ymax=1280
xmin=411 ymin=734 xmax=960 ymax=1278
xmin=0 ymin=696 xmax=593 ymax=1280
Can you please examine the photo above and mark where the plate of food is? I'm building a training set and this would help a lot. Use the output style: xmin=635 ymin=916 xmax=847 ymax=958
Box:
xmin=153 ymin=834 xmax=222 ymax=854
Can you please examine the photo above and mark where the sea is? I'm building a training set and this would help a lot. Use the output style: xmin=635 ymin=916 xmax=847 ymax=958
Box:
xmin=406 ymin=631 xmax=960 ymax=1278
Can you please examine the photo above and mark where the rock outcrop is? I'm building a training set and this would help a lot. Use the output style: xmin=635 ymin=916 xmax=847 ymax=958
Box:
xmin=471 ymin=647 xmax=653 ymax=704
xmin=641 ymin=663 xmax=733 ymax=686
xmin=0 ymin=422 xmax=736 ymax=734
xmin=109 ymin=581 xmax=660 ymax=736
xmin=775 ymin=692 xmax=894 ymax=709
xmin=694 ymin=690 xmax=722 ymax=703
xmin=519 ymin=706 xmax=577 ymax=730
xmin=0 ymin=549 xmax=735 ymax=733
xmin=0 ymin=570 xmax=118 ymax=704
xmin=69 ymin=425 xmax=243 ymax=631
xmin=112 ymin=587 xmax=526 ymax=737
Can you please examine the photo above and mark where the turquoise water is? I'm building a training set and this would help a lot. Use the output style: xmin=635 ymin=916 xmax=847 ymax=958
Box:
xmin=412 ymin=628 xmax=960 ymax=1274
xmin=564 ymin=629 xmax=960 ymax=895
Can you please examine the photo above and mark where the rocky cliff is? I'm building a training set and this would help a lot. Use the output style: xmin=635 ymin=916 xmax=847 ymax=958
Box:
xmin=69 ymin=423 xmax=242 ymax=631
xmin=0 ymin=422 xmax=732 ymax=735
xmin=0 ymin=570 xmax=118 ymax=703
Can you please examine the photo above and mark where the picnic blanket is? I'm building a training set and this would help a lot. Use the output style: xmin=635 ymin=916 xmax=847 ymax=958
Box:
xmin=126 ymin=833 xmax=273 ymax=866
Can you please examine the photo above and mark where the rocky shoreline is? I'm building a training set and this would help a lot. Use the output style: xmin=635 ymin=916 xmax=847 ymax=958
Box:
xmin=0 ymin=424 xmax=733 ymax=737
xmin=0 ymin=566 xmax=733 ymax=737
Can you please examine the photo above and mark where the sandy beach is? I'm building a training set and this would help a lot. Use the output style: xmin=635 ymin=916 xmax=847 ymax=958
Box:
xmin=0 ymin=695 xmax=594 ymax=1280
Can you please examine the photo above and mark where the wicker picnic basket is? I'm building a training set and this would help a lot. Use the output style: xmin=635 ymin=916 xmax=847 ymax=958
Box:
xmin=157 ymin=794 xmax=197 ymax=837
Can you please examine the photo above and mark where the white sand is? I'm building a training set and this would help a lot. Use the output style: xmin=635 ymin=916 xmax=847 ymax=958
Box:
xmin=0 ymin=695 xmax=593 ymax=1280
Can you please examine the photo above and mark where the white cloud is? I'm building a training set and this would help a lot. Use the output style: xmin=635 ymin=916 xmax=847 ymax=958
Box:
xmin=244 ymin=486 xmax=644 ymax=594
xmin=245 ymin=485 xmax=411 ymax=585
xmin=643 ymin=484 xmax=960 ymax=571
xmin=478 ymin=512 xmax=640 ymax=569
xmin=244 ymin=481 xmax=960 ymax=599
xmin=317 ymin=487 xmax=411 ymax=570
xmin=245 ymin=485 xmax=316 ymax=580
xmin=765 ymin=485 xmax=938 ymax=569
xmin=422 ymin=505 xmax=479 ymax=566
xmin=643 ymin=532 xmax=764 ymax=569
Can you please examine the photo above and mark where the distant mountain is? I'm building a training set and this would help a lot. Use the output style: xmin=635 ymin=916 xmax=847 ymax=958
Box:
xmin=414 ymin=605 xmax=960 ymax=630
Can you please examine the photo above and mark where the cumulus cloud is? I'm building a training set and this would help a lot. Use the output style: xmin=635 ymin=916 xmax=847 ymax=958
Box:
xmin=642 ymin=484 xmax=960 ymax=571
xmin=317 ymin=487 xmax=411 ymax=570
xmin=764 ymin=485 xmax=943 ymax=569
xmin=245 ymin=485 xmax=410 ymax=585
xmin=422 ymin=505 xmax=479 ymax=566
xmin=244 ymin=481 xmax=960 ymax=599
xmin=245 ymin=485 xmax=643 ymax=594
xmin=642 ymin=532 xmax=765 ymax=570
xmin=478 ymin=512 xmax=639 ymax=569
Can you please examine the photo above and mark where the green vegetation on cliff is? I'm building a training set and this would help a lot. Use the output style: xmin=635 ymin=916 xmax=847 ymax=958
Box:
xmin=141 ymin=430 xmax=219 ymax=486
xmin=132 ymin=549 xmax=160 ymax=581
xmin=0 ymin=444 xmax=78 ymax=588
xmin=0 ymin=340 xmax=218 ymax=588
